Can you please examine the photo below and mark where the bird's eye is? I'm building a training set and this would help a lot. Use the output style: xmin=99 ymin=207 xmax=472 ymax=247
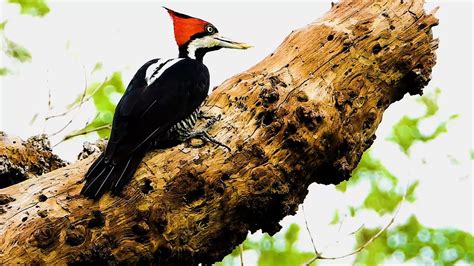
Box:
xmin=206 ymin=25 xmax=214 ymax=33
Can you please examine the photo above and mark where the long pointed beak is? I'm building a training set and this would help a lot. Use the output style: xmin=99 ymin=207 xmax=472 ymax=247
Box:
xmin=213 ymin=35 xmax=252 ymax=49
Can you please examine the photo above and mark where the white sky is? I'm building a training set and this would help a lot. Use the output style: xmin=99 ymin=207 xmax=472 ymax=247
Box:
xmin=0 ymin=1 xmax=472 ymax=265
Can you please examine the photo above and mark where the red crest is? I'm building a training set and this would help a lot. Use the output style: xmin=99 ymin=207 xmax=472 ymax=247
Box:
xmin=165 ymin=8 xmax=211 ymax=47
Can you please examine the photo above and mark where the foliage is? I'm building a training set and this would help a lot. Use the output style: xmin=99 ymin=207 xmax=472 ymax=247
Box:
xmin=336 ymin=151 xmax=396 ymax=192
xmin=4 ymin=38 xmax=32 ymax=62
xmin=0 ymin=21 xmax=13 ymax=75
xmin=0 ymin=0 xmax=49 ymax=76
xmin=388 ymin=89 xmax=458 ymax=154
xmin=8 ymin=0 xmax=50 ymax=17
xmin=64 ymin=72 xmax=125 ymax=140
xmin=355 ymin=215 xmax=474 ymax=265
xmin=335 ymin=89 xmax=470 ymax=265
xmin=0 ymin=67 xmax=11 ymax=76
xmin=336 ymin=151 xmax=418 ymax=215
xmin=217 ymin=224 xmax=316 ymax=266
xmin=329 ymin=210 xmax=340 ymax=225
xmin=0 ymin=20 xmax=7 ymax=31
xmin=92 ymin=62 xmax=103 ymax=73
xmin=337 ymin=90 xmax=455 ymax=215
xmin=0 ymin=25 xmax=32 ymax=74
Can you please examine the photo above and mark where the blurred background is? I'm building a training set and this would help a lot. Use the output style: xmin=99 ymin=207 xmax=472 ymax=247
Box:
xmin=0 ymin=0 xmax=472 ymax=265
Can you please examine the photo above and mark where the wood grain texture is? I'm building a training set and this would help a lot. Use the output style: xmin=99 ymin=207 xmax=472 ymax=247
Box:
xmin=0 ymin=0 xmax=438 ymax=264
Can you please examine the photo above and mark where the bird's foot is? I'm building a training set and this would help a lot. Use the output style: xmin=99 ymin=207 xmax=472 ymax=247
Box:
xmin=185 ymin=130 xmax=231 ymax=151
xmin=198 ymin=111 xmax=222 ymax=129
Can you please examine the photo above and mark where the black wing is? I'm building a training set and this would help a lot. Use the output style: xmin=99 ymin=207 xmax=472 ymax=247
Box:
xmin=81 ymin=58 xmax=209 ymax=198
xmin=105 ymin=58 xmax=210 ymax=163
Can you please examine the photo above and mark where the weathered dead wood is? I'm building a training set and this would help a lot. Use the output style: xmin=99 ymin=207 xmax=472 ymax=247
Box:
xmin=0 ymin=133 xmax=67 ymax=188
xmin=0 ymin=0 xmax=438 ymax=264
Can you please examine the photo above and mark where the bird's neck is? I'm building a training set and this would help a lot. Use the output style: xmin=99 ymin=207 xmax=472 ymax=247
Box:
xmin=178 ymin=45 xmax=205 ymax=62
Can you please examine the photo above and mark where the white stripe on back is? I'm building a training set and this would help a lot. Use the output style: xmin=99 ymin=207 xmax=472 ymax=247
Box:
xmin=146 ymin=58 xmax=184 ymax=86
xmin=145 ymin=59 xmax=161 ymax=84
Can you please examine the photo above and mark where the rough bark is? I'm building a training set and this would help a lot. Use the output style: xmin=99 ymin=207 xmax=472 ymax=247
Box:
xmin=0 ymin=0 xmax=438 ymax=264
xmin=0 ymin=132 xmax=67 ymax=188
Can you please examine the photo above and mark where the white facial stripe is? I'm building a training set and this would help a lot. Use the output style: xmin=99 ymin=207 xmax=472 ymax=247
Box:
xmin=187 ymin=35 xmax=220 ymax=60
xmin=146 ymin=58 xmax=184 ymax=85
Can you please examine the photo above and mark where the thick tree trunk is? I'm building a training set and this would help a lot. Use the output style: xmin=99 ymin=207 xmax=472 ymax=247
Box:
xmin=0 ymin=0 xmax=438 ymax=264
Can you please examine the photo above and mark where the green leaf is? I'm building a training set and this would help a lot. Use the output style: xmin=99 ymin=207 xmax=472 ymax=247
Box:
xmin=69 ymin=73 xmax=125 ymax=113
xmin=64 ymin=72 xmax=125 ymax=140
xmin=417 ymin=87 xmax=441 ymax=117
xmin=388 ymin=90 xmax=458 ymax=154
xmin=66 ymin=80 xmax=103 ymax=110
xmin=0 ymin=67 xmax=11 ymax=76
xmin=92 ymin=62 xmax=103 ymax=73
xmin=0 ymin=20 xmax=8 ymax=31
xmin=355 ymin=215 xmax=474 ymax=265
xmin=363 ymin=182 xmax=402 ymax=215
xmin=336 ymin=180 xmax=347 ymax=192
xmin=389 ymin=116 xmax=421 ymax=153
xmin=337 ymin=151 xmax=397 ymax=191
xmin=405 ymin=181 xmax=419 ymax=203
xmin=358 ymin=163 xmax=419 ymax=215
xmin=5 ymin=38 xmax=32 ymax=62
xmin=64 ymin=116 xmax=111 ymax=140
xmin=471 ymin=150 xmax=474 ymax=160
xmin=218 ymin=224 xmax=317 ymax=266
xmin=349 ymin=206 xmax=357 ymax=217
xmin=336 ymin=151 xmax=413 ymax=215
xmin=91 ymin=72 xmax=125 ymax=113
xmin=329 ymin=210 xmax=340 ymax=225
xmin=284 ymin=224 xmax=300 ymax=249
xmin=8 ymin=0 xmax=50 ymax=17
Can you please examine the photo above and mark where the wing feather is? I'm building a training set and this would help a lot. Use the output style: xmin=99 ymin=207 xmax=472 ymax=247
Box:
xmin=104 ymin=58 xmax=209 ymax=164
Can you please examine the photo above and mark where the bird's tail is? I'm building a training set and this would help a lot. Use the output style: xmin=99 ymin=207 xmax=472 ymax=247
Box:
xmin=81 ymin=153 xmax=144 ymax=199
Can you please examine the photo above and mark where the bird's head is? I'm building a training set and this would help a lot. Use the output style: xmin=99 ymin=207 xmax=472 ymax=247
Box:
xmin=165 ymin=7 xmax=251 ymax=61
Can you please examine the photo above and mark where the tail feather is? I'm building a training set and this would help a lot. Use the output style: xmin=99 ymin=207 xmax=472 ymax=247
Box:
xmin=112 ymin=158 xmax=131 ymax=190
xmin=82 ymin=163 xmax=109 ymax=195
xmin=112 ymin=155 xmax=143 ymax=194
xmin=81 ymin=153 xmax=144 ymax=199
xmin=93 ymin=165 xmax=116 ymax=198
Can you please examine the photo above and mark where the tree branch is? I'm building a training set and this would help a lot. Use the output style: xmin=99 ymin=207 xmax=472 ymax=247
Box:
xmin=0 ymin=0 xmax=438 ymax=264
xmin=0 ymin=133 xmax=67 ymax=188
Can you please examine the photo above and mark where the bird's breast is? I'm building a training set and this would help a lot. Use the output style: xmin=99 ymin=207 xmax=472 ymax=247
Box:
xmin=166 ymin=109 xmax=200 ymax=141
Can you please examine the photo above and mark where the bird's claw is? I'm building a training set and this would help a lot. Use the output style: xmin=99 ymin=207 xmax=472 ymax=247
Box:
xmin=198 ymin=111 xmax=222 ymax=129
xmin=185 ymin=130 xmax=231 ymax=151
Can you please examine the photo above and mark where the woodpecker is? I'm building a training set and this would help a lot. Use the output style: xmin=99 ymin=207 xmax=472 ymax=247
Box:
xmin=81 ymin=8 xmax=251 ymax=199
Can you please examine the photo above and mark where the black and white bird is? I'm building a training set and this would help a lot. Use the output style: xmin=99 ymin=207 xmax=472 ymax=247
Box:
xmin=81 ymin=7 xmax=251 ymax=199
